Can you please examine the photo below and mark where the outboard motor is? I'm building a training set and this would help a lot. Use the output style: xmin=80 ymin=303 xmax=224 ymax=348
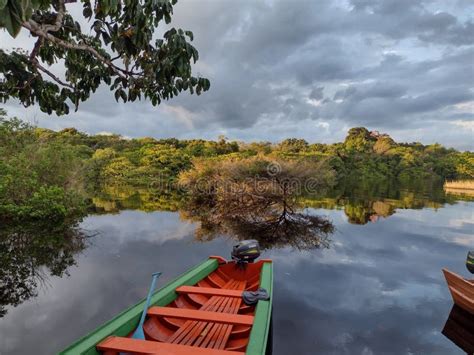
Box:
xmin=231 ymin=240 xmax=261 ymax=264
xmin=467 ymin=251 xmax=474 ymax=274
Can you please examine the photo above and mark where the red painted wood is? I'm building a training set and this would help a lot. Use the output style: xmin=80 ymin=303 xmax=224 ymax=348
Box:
xmin=133 ymin=259 xmax=272 ymax=352
xmin=97 ymin=336 xmax=245 ymax=354
xmin=214 ymin=282 xmax=246 ymax=349
xmin=176 ymin=286 xmax=244 ymax=298
xmin=209 ymin=256 xmax=228 ymax=264
xmin=169 ymin=296 xmax=227 ymax=344
xmin=167 ymin=280 xmax=237 ymax=345
xmin=198 ymin=281 xmax=246 ymax=349
xmin=206 ymin=273 xmax=227 ymax=288
xmin=225 ymin=338 xmax=248 ymax=351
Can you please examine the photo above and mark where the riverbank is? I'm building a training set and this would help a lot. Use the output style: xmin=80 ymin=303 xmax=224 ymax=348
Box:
xmin=444 ymin=180 xmax=474 ymax=190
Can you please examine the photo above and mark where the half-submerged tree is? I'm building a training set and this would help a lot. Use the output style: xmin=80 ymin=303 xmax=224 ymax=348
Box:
xmin=179 ymin=156 xmax=336 ymax=249
xmin=0 ymin=0 xmax=210 ymax=115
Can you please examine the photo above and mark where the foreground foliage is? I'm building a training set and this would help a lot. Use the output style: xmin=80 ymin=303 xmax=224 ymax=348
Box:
xmin=0 ymin=110 xmax=87 ymax=221
xmin=0 ymin=0 xmax=209 ymax=115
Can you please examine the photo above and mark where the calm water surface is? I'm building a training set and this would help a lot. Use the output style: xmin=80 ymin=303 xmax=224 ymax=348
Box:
xmin=0 ymin=190 xmax=473 ymax=354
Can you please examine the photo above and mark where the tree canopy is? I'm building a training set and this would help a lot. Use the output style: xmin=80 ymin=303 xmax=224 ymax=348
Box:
xmin=1 ymin=110 xmax=473 ymax=222
xmin=0 ymin=0 xmax=210 ymax=115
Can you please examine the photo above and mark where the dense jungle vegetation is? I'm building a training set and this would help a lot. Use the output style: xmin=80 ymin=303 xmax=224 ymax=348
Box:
xmin=1 ymin=109 xmax=473 ymax=222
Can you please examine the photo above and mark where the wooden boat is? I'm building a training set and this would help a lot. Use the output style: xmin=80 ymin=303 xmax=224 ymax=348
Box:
xmin=442 ymin=268 xmax=474 ymax=314
xmin=442 ymin=305 xmax=474 ymax=354
xmin=61 ymin=255 xmax=273 ymax=355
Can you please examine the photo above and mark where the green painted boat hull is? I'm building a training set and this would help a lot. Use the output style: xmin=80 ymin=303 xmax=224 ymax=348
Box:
xmin=60 ymin=257 xmax=273 ymax=355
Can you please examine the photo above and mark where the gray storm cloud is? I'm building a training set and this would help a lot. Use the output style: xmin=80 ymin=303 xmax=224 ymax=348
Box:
xmin=1 ymin=0 xmax=473 ymax=149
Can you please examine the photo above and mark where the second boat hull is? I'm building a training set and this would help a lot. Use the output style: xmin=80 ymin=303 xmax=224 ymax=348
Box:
xmin=443 ymin=268 xmax=474 ymax=315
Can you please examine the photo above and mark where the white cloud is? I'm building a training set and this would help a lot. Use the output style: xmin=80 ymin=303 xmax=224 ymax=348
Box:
xmin=452 ymin=120 xmax=474 ymax=132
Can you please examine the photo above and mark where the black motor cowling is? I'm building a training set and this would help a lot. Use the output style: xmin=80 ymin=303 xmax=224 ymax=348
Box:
xmin=231 ymin=240 xmax=261 ymax=263
xmin=467 ymin=251 xmax=474 ymax=274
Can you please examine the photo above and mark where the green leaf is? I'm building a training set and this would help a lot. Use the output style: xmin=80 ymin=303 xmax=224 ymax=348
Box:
xmin=119 ymin=90 xmax=127 ymax=103
xmin=164 ymin=12 xmax=171 ymax=24
xmin=0 ymin=5 xmax=22 ymax=38
xmin=83 ymin=6 xmax=92 ymax=18
xmin=184 ymin=30 xmax=193 ymax=41
xmin=20 ymin=0 xmax=30 ymax=21
xmin=0 ymin=0 xmax=210 ymax=113
xmin=101 ymin=0 xmax=110 ymax=15
xmin=110 ymin=0 xmax=119 ymax=12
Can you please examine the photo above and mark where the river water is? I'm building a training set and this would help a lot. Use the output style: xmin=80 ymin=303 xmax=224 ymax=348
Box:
xmin=0 ymin=187 xmax=473 ymax=354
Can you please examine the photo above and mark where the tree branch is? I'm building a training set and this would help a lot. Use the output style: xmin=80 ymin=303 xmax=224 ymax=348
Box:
xmin=22 ymin=19 xmax=134 ymax=79
xmin=27 ymin=22 xmax=76 ymax=93
xmin=28 ymin=32 xmax=74 ymax=91
xmin=42 ymin=0 xmax=66 ymax=34
xmin=29 ymin=37 xmax=44 ymax=61
xmin=33 ymin=59 xmax=75 ymax=89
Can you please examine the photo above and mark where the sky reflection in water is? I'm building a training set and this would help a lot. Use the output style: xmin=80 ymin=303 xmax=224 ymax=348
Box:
xmin=0 ymin=201 xmax=473 ymax=354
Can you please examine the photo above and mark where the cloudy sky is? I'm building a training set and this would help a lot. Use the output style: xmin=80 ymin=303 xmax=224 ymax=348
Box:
xmin=1 ymin=0 xmax=473 ymax=149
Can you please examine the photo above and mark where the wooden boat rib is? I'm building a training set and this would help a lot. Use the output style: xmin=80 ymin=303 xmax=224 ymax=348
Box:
xmin=443 ymin=268 xmax=474 ymax=314
xmin=61 ymin=256 xmax=273 ymax=355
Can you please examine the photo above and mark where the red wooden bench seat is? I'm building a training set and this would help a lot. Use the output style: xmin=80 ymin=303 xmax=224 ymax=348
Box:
xmin=175 ymin=286 xmax=244 ymax=298
xmin=147 ymin=307 xmax=253 ymax=326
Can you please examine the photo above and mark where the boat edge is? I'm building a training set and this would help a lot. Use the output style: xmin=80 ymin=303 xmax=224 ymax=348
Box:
xmin=246 ymin=260 xmax=273 ymax=355
xmin=59 ymin=258 xmax=218 ymax=355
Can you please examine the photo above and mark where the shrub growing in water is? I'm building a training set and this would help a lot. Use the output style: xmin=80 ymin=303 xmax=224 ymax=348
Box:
xmin=179 ymin=156 xmax=336 ymax=249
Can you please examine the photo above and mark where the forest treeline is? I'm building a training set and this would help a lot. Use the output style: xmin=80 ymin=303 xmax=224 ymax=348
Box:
xmin=1 ymin=109 xmax=473 ymax=221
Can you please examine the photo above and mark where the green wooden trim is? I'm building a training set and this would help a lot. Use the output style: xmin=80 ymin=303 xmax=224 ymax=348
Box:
xmin=60 ymin=258 xmax=218 ymax=355
xmin=245 ymin=261 xmax=273 ymax=355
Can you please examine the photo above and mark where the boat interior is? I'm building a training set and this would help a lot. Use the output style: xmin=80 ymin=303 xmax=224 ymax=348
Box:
xmin=97 ymin=257 xmax=268 ymax=354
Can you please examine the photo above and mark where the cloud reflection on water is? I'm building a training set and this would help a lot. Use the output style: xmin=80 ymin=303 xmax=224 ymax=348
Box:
xmin=0 ymin=203 xmax=472 ymax=354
